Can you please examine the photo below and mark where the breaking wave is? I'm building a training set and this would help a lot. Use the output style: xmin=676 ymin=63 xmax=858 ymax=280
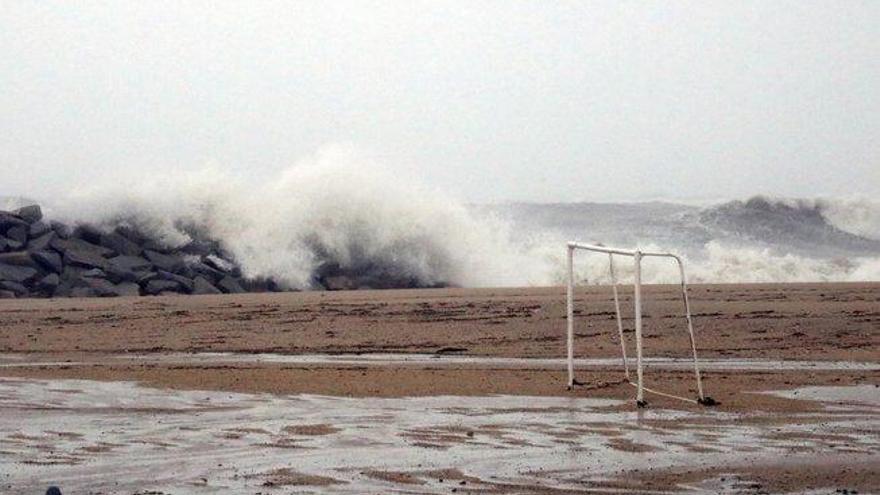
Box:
xmin=44 ymin=149 xmax=555 ymax=289
xmin=27 ymin=151 xmax=880 ymax=288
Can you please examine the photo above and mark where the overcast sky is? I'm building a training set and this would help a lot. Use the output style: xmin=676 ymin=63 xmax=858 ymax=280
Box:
xmin=1 ymin=1 xmax=878 ymax=203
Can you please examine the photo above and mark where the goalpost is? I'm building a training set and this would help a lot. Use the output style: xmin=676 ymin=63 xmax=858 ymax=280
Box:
xmin=566 ymin=242 xmax=715 ymax=407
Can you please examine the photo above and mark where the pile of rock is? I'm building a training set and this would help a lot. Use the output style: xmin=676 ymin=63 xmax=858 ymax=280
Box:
xmin=0 ymin=205 xmax=273 ymax=299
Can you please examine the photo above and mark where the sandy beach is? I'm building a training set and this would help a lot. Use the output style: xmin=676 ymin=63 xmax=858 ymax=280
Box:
xmin=1 ymin=283 xmax=878 ymax=493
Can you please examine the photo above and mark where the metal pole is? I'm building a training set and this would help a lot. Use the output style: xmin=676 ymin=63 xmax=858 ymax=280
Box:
xmin=566 ymin=245 xmax=575 ymax=388
xmin=608 ymin=253 xmax=629 ymax=380
xmin=676 ymin=257 xmax=705 ymax=401
xmin=633 ymin=251 xmax=645 ymax=405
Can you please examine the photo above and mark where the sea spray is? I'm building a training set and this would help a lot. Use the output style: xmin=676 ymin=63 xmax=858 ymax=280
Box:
xmin=41 ymin=150 xmax=556 ymax=289
xmin=11 ymin=151 xmax=880 ymax=289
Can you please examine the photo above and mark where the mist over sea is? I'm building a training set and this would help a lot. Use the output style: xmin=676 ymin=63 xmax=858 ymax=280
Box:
xmin=3 ymin=157 xmax=879 ymax=288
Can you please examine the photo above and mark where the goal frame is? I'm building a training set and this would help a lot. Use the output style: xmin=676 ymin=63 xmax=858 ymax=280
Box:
xmin=566 ymin=242 xmax=711 ymax=407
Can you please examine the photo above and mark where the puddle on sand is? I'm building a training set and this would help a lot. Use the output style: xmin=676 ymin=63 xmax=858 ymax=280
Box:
xmin=2 ymin=352 xmax=878 ymax=371
xmin=766 ymin=384 xmax=880 ymax=407
xmin=1 ymin=379 xmax=878 ymax=494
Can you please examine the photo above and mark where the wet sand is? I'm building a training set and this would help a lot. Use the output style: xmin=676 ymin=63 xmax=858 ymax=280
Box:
xmin=1 ymin=283 xmax=877 ymax=360
xmin=0 ymin=283 xmax=878 ymax=493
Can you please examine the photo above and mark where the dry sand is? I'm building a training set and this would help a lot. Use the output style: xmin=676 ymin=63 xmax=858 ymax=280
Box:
xmin=0 ymin=283 xmax=878 ymax=493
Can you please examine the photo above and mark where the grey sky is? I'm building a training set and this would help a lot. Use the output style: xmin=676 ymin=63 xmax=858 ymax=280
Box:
xmin=1 ymin=1 xmax=878 ymax=203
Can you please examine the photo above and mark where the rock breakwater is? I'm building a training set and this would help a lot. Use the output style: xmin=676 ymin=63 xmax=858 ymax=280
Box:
xmin=0 ymin=204 xmax=278 ymax=298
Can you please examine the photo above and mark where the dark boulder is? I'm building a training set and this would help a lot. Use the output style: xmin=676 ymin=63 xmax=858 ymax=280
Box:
xmin=0 ymin=251 xmax=40 ymax=269
xmin=0 ymin=263 xmax=38 ymax=284
xmin=105 ymin=255 xmax=152 ymax=283
xmin=51 ymin=236 xmax=114 ymax=257
xmin=112 ymin=225 xmax=149 ymax=245
xmin=0 ymin=237 xmax=14 ymax=252
xmin=52 ymin=237 xmax=113 ymax=269
xmin=113 ymin=282 xmax=141 ymax=297
xmin=242 ymin=276 xmax=281 ymax=292
xmin=173 ymin=262 xmax=197 ymax=279
xmin=63 ymin=248 xmax=108 ymax=270
xmin=52 ymin=281 xmax=74 ymax=297
xmin=0 ymin=280 xmax=28 ymax=296
xmin=71 ymin=276 xmax=139 ymax=298
xmin=217 ymin=276 xmax=246 ymax=294
xmin=6 ymin=225 xmax=27 ymax=244
xmin=144 ymin=249 xmax=185 ymax=273
xmin=3 ymin=237 xmax=24 ymax=251
xmin=180 ymin=238 xmax=221 ymax=257
xmin=61 ymin=266 xmax=97 ymax=283
xmin=70 ymin=286 xmax=99 ymax=298
xmin=37 ymin=273 xmax=61 ymax=293
xmin=31 ymin=250 xmax=63 ymax=273
xmin=13 ymin=204 xmax=42 ymax=224
xmin=189 ymin=261 xmax=225 ymax=282
xmin=73 ymin=224 xmax=104 ymax=245
xmin=108 ymin=256 xmax=151 ymax=272
xmin=156 ymin=270 xmax=194 ymax=293
xmin=80 ymin=267 xmax=106 ymax=278
xmin=142 ymin=238 xmax=174 ymax=254
xmin=50 ymin=221 xmax=73 ymax=239
xmin=27 ymin=231 xmax=55 ymax=251
xmin=144 ymin=279 xmax=182 ymax=295
xmin=205 ymin=254 xmax=239 ymax=275
xmin=99 ymin=232 xmax=142 ymax=257
xmin=0 ymin=212 xmax=28 ymax=233
xmin=192 ymin=276 xmax=222 ymax=295
xmin=29 ymin=220 xmax=51 ymax=238
xmin=136 ymin=271 xmax=160 ymax=285
xmin=80 ymin=276 xmax=118 ymax=297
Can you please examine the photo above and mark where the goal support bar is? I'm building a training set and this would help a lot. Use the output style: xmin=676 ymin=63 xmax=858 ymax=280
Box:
xmin=566 ymin=242 xmax=707 ymax=406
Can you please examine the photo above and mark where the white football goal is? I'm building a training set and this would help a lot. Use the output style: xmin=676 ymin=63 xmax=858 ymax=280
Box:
xmin=566 ymin=242 xmax=715 ymax=407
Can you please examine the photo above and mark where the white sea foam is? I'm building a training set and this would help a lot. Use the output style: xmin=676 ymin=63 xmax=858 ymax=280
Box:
xmin=45 ymin=149 xmax=554 ymax=288
xmin=559 ymin=241 xmax=880 ymax=285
